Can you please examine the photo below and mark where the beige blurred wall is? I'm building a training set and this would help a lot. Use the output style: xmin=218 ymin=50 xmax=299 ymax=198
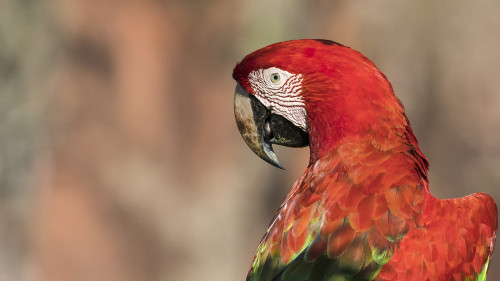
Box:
xmin=0 ymin=1 xmax=499 ymax=281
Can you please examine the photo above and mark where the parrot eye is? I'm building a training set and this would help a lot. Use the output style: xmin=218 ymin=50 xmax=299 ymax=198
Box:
xmin=270 ymin=73 xmax=280 ymax=83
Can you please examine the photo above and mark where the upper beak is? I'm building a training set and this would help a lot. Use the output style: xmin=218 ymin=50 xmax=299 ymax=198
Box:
xmin=233 ymin=83 xmax=309 ymax=169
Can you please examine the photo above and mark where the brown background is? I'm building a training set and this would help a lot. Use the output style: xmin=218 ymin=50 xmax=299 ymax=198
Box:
xmin=0 ymin=1 xmax=499 ymax=280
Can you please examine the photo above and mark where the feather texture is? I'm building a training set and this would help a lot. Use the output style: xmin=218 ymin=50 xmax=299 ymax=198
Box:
xmin=234 ymin=40 xmax=497 ymax=281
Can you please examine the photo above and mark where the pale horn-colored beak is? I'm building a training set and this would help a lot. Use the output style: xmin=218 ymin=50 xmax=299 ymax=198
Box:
xmin=233 ymin=83 xmax=283 ymax=169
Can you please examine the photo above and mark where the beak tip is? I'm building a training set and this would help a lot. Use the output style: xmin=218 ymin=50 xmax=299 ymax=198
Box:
xmin=263 ymin=146 xmax=285 ymax=170
xmin=266 ymin=156 xmax=285 ymax=170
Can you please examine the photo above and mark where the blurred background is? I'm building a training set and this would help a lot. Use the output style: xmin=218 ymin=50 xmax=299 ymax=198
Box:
xmin=0 ymin=0 xmax=499 ymax=280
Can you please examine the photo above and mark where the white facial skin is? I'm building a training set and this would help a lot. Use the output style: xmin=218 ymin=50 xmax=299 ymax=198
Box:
xmin=247 ymin=67 xmax=308 ymax=131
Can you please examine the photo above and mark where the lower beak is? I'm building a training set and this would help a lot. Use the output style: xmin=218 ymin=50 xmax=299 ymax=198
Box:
xmin=234 ymin=83 xmax=309 ymax=169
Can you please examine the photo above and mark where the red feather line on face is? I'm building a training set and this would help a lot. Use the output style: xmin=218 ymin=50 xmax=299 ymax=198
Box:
xmin=233 ymin=39 xmax=497 ymax=281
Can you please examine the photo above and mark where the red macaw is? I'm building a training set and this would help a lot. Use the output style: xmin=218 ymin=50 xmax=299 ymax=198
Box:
xmin=232 ymin=39 xmax=497 ymax=281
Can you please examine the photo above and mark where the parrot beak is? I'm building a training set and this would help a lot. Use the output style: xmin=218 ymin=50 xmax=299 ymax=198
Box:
xmin=234 ymin=83 xmax=309 ymax=169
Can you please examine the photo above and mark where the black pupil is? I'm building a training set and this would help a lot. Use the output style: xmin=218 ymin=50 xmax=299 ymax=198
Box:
xmin=273 ymin=74 xmax=278 ymax=81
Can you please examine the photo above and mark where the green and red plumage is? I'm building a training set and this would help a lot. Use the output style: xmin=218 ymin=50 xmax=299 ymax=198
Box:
xmin=232 ymin=40 xmax=497 ymax=281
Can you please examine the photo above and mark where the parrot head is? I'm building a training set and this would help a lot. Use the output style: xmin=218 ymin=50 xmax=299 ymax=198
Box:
xmin=233 ymin=39 xmax=405 ymax=168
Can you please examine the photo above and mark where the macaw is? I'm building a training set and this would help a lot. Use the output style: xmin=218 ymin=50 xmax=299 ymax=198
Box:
xmin=232 ymin=39 xmax=497 ymax=281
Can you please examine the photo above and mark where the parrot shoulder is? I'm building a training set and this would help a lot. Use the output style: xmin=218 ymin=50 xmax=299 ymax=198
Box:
xmin=377 ymin=192 xmax=497 ymax=281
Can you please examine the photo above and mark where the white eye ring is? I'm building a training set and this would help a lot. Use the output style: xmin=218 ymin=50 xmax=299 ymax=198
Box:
xmin=270 ymin=73 xmax=280 ymax=83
